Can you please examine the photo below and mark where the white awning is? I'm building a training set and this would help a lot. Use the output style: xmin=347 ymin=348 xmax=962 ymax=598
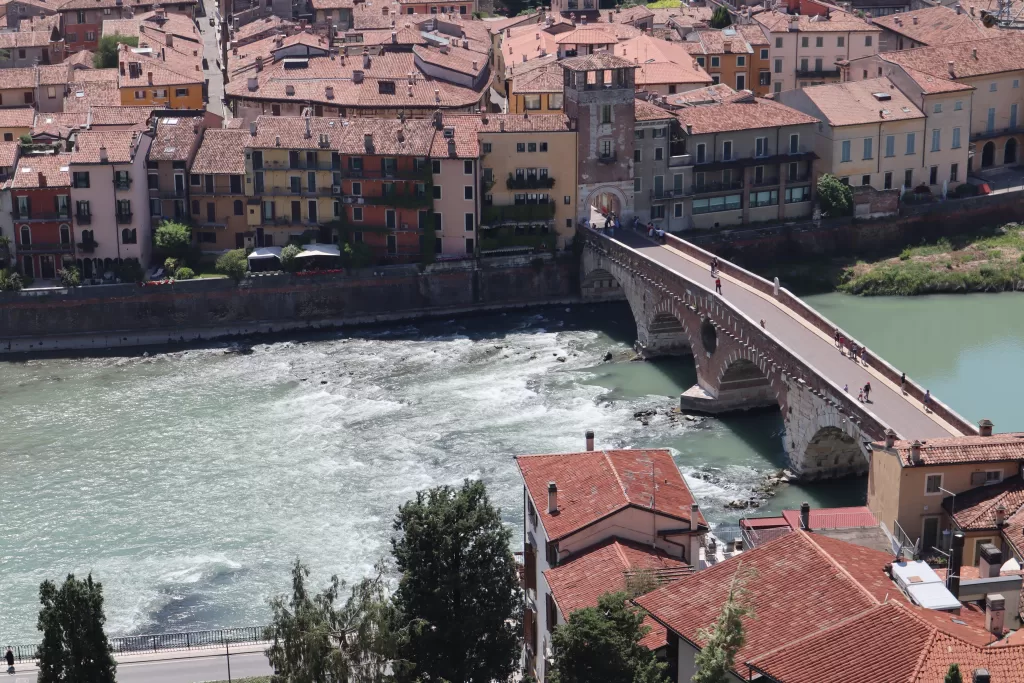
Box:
xmin=247 ymin=246 xmax=283 ymax=260
xmin=296 ymin=243 xmax=341 ymax=258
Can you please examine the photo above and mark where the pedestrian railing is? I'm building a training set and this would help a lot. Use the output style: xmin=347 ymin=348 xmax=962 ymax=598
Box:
xmin=4 ymin=625 xmax=268 ymax=663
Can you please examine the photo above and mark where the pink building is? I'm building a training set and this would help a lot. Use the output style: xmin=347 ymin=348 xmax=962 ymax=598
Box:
xmin=69 ymin=130 xmax=153 ymax=279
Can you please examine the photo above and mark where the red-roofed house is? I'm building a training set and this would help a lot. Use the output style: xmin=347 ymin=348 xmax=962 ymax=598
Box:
xmin=515 ymin=440 xmax=707 ymax=680
xmin=740 ymin=503 xmax=879 ymax=548
xmin=12 ymin=153 xmax=74 ymax=281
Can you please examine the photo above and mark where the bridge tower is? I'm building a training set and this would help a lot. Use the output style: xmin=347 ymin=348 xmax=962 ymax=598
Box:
xmin=561 ymin=54 xmax=637 ymax=226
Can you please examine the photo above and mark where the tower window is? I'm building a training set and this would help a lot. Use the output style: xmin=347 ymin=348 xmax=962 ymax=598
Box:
xmin=600 ymin=105 xmax=612 ymax=124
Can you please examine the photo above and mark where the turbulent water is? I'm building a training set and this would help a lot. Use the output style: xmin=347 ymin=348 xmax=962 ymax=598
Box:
xmin=0 ymin=304 xmax=862 ymax=642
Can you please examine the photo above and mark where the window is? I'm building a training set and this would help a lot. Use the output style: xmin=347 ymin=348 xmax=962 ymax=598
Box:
xmin=153 ymin=89 xmax=167 ymax=98
xmin=929 ymin=166 xmax=938 ymax=185
xmin=60 ymin=224 xmax=71 ymax=244
xmin=387 ymin=235 xmax=397 ymax=255
xmin=837 ymin=36 xmax=845 ymax=47
xmin=774 ymin=82 xmax=782 ymax=94
xmin=885 ymin=135 xmax=895 ymax=157
xmin=863 ymin=138 xmax=873 ymax=160
xmin=906 ymin=132 xmax=916 ymax=155
xmin=904 ymin=169 xmax=913 ymax=188
xmin=635 ymin=130 xmax=645 ymax=140
xmin=19 ymin=225 xmax=29 ymax=245
xmin=540 ymin=142 xmax=548 ymax=152
xmin=464 ymin=159 xmax=473 ymax=175
xmin=736 ymin=73 xmax=746 ymax=91
xmin=524 ymin=95 xmax=541 ymax=110
xmin=789 ymin=134 xmax=799 ymax=154
xmin=737 ymin=55 xmax=746 ymax=67
xmin=924 ymin=474 xmax=943 ymax=495
xmin=175 ymin=88 xmax=188 ymax=97
xmin=231 ymin=175 xmax=242 ymax=194
xmin=652 ymin=128 xmax=666 ymax=138
xmin=987 ymin=107 xmax=996 ymax=133
xmin=774 ymin=58 xmax=782 ymax=74
xmin=815 ymin=36 xmax=823 ymax=47
xmin=801 ymin=37 xmax=809 ymax=48
xmin=862 ymin=174 xmax=870 ymax=186
xmin=482 ymin=142 xmax=492 ymax=154
xmin=883 ymin=171 xmax=892 ymax=189
xmin=759 ymin=71 xmax=771 ymax=86
xmin=750 ymin=189 xmax=778 ymax=207
xmin=85 ymin=31 xmax=95 ymax=41
xmin=353 ymin=206 xmax=363 ymax=221
xmin=760 ymin=48 xmax=768 ymax=59
xmin=516 ymin=143 xmax=525 ymax=153
xmin=549 ymin=94 xmax=563 ymax=109
xmin=634 ymin=149 xmax=642 ymax=162
xmin=710 ymin=56 xmax=720 ymax=68
xmin=72 ymin=171 xmax=90 ymax=188
xmin=931 ymin=129 xmax=941 ymax=153
xmin=775 ymin=37 xmax=783 ymax=48
xmin=841 ymin=140 xmax=851 ymax=162
xmin=47 ymin=86 xmax=55 ymax=99
xmin=697 ymin=56 xmax=705 ymax=67
xmin=711 ymin=74 xmax=721 ymax=85
xmin=674 ymin=202 xmax=683 ymax=218
xmin=433 ymin=185 xmax=441 ymax=199
xmin=199 ymin=231 xmax=216 ymax=244
xmin=600 ymin=105 xmax=612 ymax=124
xmin=564 ymin=195 xmax=571 ymax=205
xmin=722 ymin=140 xmax=733 ymax=161
xmin=955 ymin=100 xmax=963 ymax=111
xmin=464 ymin=185 xmax=473 ymax=200
xmin=150 ymin=198 xmax=161 ymax=216
xmin=1016 ymin=80 xmax=1021 ymax=89
xmin=655 ymin=148 xmax=664 ymax=161
xmin=800 ymin=58 xmax=808 ymax=73
xmin=527 ymin=142 xmax=537 ymax=153
xmin=634 ymin=177 xmax=641 ymax=192
xmin=865 ymin=36 xmax=872 ymax=47
xmin=1012 ymin=104 xmax=1019 ymax=129
xmin=121 ymin=228 xmax=137 ymax=244
xmin=696 ymin=143 xmax=706 ymax=164
xmin=755 ymin=136 xmax=768 ymax=157
xmin=351 ymin=181 xmax=362 ymax=196
xmin=692 ymin=194 xmax=742 ymax=214
xmin=990 ymin=82 xmax=997 ymax=92
xmin=651 ymin=205 xmax=665 ymax=219
xmin=1 ymin=133 xmax=9 ymax=142
xmin=433 ymin=212 xmax=442 ymax=231
xmin=600 ymin=139 xmax=612 ymax=158
xmin=950 ymin=163 xmax=959 ymax=182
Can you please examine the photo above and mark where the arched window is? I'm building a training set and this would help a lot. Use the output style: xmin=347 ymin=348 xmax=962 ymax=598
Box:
xmin=233 ymin=199 xmax=243 ymax=215
xmin=19 ymin=225 xmax=30 ymax=245
xmin=121 ymin=228 xmax=137 ymax=244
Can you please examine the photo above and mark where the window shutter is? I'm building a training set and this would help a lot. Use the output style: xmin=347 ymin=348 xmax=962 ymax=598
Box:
xmin=546 ymin=592 xmax=557 ymax=632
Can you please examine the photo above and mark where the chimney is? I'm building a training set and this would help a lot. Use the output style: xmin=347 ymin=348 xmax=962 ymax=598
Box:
xmin=435 ymin=88 xmax=440 ymax=104
xmin=978 ymin=543 xmax=1003 ymax=578
xmin=979 ymin=419 xmax=993 ymax=436
xmin=37 ymin=171 xmax=46 ymax=187
xmin=582 ymin=15 xmax=587 ymax=24
xmin=912 ymin=16 xmax=918 ymax=24
xmin=994 ymin=504 xmax=1007 ymax=527
xmin=800 ymin=502 xmax=811 ymax=530
xmin=256 ymin=56 xmax=263 ymax=71
xmin=884 ymin=428 xmax=896 ymax=449
xmin=433 ymin=110 xmax=443 ymax=129
xmin=686 ymin=124 xmax=692 ymax=135
xmin=970 ymin=5 xmax=976 ymax=15
xmin=585 ymin=429 xmax=595 ymax=450
xmin=447 ymin=139 xmax=456 ymax=157
xmin=910 ymin=440 xmax=923 ymax=464
xmin=689 ymin=503 xmax=699 ymax=531
xmin=391 ymin=30 xmax=397 ymax=43
xmin=353 ymin=70 xmax=364 ymax=83
xmin=275 ymin=135 xmax=281 ymax=147
xmin=472 ymin=60 xmax=477 ymax=71
xmin=304 ymin=116 xmax=311 ymax=139
xmin=99 ymin=145 xmax=107 ymax=162
xmin=249 ymin=121 xmax=257 ymax=136
xmin=325 ymin=85 xmax=334 ymax=99
xmin=147 ymin=71 xmax=153 ymax=85
xmin=166 ymin=33 xmax=173 ymax=48
xmin=548 ymin=481 xmax=558 ymax=514
xmin=948 ymin=60 xmax=955 ymax=77
xmin=499 ymin=120 xmax=505 ymax=132
xmin=972 ymin=48 xmax=978 ymax=59
xmin=973 ymin=670 xmax=991 ymax=683
xmin=364 ymin=133 xmax=373 ymax=151
xmin=723 ymin=39 xmax=731 ymax=52
xmin=363 ymin=53 xmax=370 ymax=68
xmin=947 ymin=532 xmax=965 ymax=598
xmin=985 ymin=594 xmax=1005 ymax=637
xmin=956 ymin=4 xmax=962 ymax=13
xmin=247 ymin=77 xmax=258 ymax=91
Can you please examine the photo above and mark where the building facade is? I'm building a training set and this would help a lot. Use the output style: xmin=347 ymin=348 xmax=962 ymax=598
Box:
xmin=12 ymin=153 xmax=74 ymax=281
xmin=188 ymin=128 xmax=251 ymax=251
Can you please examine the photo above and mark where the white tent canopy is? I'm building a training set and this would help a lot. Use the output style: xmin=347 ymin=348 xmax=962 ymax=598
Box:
xmin=296 ymin=243 xmax=341 ymax=258
xmin=247 ymin=246 xmax=283 ymax=260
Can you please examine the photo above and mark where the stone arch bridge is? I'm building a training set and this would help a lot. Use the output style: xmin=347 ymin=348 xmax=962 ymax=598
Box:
xmin=579 ymin=227 xmax=976 ymax=479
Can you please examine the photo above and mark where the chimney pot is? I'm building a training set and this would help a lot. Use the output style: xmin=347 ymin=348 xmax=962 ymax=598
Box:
xmin=979 ymin=419 xmax=993 ymax=436
xmin=585 ymin=429 xmax=594 ymax=450
xmin=37 ymin=171 xmax=45 ymax=187
xmin=249 ymin=121 xmax=257 ymax=136
xmin=994 ymin=504 xmax=1007 ymax=527
xmin=147 ymin=71 xmax=153 ymax=84
xmin=970 ymin=5 xmax=976 ymax=15
xmin=979 ymin=543 xmax=1003 ymax=578
xmin=910 ymin=440 xmax=923 ymax=464
xmin=689 ymin=503 xmax=699 ymax=531
xmin=99 ymin=145 xmax=107 ymax=162
xmin=364 ymin=133 xmax=373 ymax=150
xmin=884 ymin=428 xmax=896 ymax=449
xmin=948 ymin=60 xmax=955 ymax=77
xmin=800 ymin=502 xmax=810 ymax=530
xmin=912 ymin=16 xmax=918 ymax=24
xmin=985 ymin=594 xmax=1005 ymax=637
xmin=973 ymin=48 xmax=978 ymax=59
xmin=548 ymin=481 xmax=558 ymax=514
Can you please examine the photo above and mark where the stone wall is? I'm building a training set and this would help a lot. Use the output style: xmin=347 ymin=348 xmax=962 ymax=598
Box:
xmin=0 ymin=255 xmax=579 ymax=353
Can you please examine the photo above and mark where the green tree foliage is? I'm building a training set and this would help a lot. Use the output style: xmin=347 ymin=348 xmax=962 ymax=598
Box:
xmin=816 ymin=174 xmax=854 ymax=218
xmin=94 ymin=34 xmax=138 ymax=68
xmin=174 ymin=267 xmax=195 ymax=280
xmin=154 ymin=221 xmax=192 ymax=258
xmin=264 ymin=559 xmax=404 ymax=683
xmin=710 ymin=6 xmax=732 ymax=29
xmin=391 ymin=479 xmax=522 ymax=683
xmin=280 ymin=244 xmax=302 ymax=272
xmin=58 ymin=265 xmax=80 ymax=288
xmin=548 ymin=592 xmax=667 ymax=683
xmin=945 ymin=664 xmax=964 ymax=683
xmin=692 ymin=565 xmax=756 ymax=683
xmin=216 ymin=249 xmax=249 ymax=281
xmin=116 ymin=259 xmax=144 ymax=283
xmin=0 ymin=267 xmax=24 ymax=291
xmin=343 ymin=242 xmax=374 ymax=269
xmin=36 ymin=574 xmax=117 ymax=683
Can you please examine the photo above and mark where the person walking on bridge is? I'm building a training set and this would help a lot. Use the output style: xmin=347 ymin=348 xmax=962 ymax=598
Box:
xmin=834 ymin=329 xmax=841 ymax=348
xmin=710 ymin=257 xmax=719 ymax=276
xmin=863 ymin=382 xmax=872 ymax=403
xmin=923 ymin=389 xmax=933 ymax=413
xmin=5 ymin=648 xmax=14 ymax=673
xmin=715 ymin=277 xmax=722 ymax=295
xmin=900 ymin=372 xmax=907 ymax=395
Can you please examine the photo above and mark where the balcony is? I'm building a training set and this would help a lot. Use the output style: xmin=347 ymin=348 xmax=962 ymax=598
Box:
xmin=14 ymin=210 xmax=71 ymax=221
xmin=596 ymin=153 xmax=617 ymax=164
xmin=338 ymin=166 xmax=432 ymax=181
xmin=795 ymin=68 xmax=841 ymax=79
xmin=971 ymin=124 xmax=1024 ymax=142
xmin=151 ymin=188 xmax=187 ymax=199
xmin=362 ymin=190 xmax=431 ymax=208
xmin=115 ymin=177 xmax=132 ymax=190
xmin=649 ymin=188 xmax=685 ymax=202
xmin=75 ymin=212 xmax=93 ymax=225
xmin=258 ymin=160 xmax=339 ymax=172
xmin=668 ymin=153 xmax=692 ymax=167
xmin=481 ymin=202 xmax=556 ymax=225
xmin=17 ymin=241 xmax=74 ymax=253
xmin=785 ymin=172 xmax=813 ymax=184
xmin=691 ymin=180 xmax=743 ymax=195
xmin=751 ymin=176 xmax=780 ymax=188
xmin=264 ymin=186 xmax=337 ymax=197
xmin=76 ymin=239 xmax=97 ymax=253
xmin=506 ymin=175 xmax=556 ymax=190
xmin=116 ymin=212 xmax=133 ymax=224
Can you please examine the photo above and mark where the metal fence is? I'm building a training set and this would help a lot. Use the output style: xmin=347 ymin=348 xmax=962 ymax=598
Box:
xmin=4 ymin=626 xmax=268 ymax=664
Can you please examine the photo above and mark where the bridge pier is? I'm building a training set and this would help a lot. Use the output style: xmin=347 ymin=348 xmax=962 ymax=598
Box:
xmin=782 ymin=379 xmax=871 ymax=480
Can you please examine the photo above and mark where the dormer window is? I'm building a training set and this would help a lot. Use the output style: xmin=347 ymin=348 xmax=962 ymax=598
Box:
xmin=378 ymin=80 xmax=395 ymax=94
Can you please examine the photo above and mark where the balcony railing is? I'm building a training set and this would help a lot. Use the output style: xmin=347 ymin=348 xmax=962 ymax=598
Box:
xmin=481 ymin=202 xmax=556 ymax=225
xmin=76 ymin=240 xmax=97 ymax=253
xmin=751 ymin=176 xmax=780 ymax=187
xmin=256 ymin=160 xmax=339 ymax=172
xmin=337 ymin=167 xmax=431 ymax=181
xmin=263 ymin=186 xmax=337 ymax=197
xmin=506 ymin=175 xmax=556 ymax=190
xmin=151 ymin=188 xmax=187 ymax=198
xmin=795 ymin=68 xmax=841 ymax=78
xmin=362 ymin=191 xmax=431 ymax=208
xmin=115 ymin=178 xmax=132 ymax=190
xmin=649 ymin=188 xmax=685 ymax=201
xmin=76 ymin=213 xmax=92 ymax=225
xmin=971 ymin=124 xmax=1024 ymax=141
xmin=691 ymin=180 xmax=743 ymax=194
xmin=17 ymin=241 xmax=74 ymax=252
xmin=596 ymin=153 xmax=617 ymax=164
xmin=13 ymin=210 xmax=70 ymax=221
xmin=116 ymin=212 xmax=133 ymax=224
xmin=668 ymin=153 xmax=691 ymax=167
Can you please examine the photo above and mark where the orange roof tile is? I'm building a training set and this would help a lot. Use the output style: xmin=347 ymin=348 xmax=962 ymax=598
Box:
xmin=12 ymin=152 xmax=71 ymax=189
xmin=516 ymin=449 xmax=705 ymax=542
xmin=190 ymin=128 xmax=250 ymax=175
xmin=554 ymin=26 xmax=619 ymax=45
xmin=335 ymin=117 xmax=435 ymax=156
xmin=249 ymin=115 xmax=345 ymax=150
xmin=798 ymin=77 xmax=924 ymax=127
xmin=413 ymin=44 xmax=486 ymax=76
xmin=871 ymin=6 xmax=996 ymax=47
xmin=779 ymin=506 xmax=877 ymax=531
xmin=635 ymin=98 xmax=674 ymax=121
xmin=604 ymin=6 xmax=654 ymax=24
xmin=469 ymin=112 xmax=571 ymax=133
xmin=0 ymin=107 xmax=36 ymax=128
xmin=944 ymin=475 xmax=1024 ymax=531
xmin=755 ymin=9 xmax=878 ymax=33
xmin=0 ymin=141 xmax=20 ymax=168
xmin=509 ymin=63 xmax=562 ymax=95
xmin=71 ymin=130 xmax=139 ymax=164
xmin=614 ymin=34 xmax=711 ymax=86
xmin=882 ymin=34 xmax=1024 ymax=80
xmin=149 ymin=115 xmax=202 ymax=162
xmin=676 ymin=93 xmax=818 ymax=134
xmin=879 ymin=432 xmax=1024 ymax=466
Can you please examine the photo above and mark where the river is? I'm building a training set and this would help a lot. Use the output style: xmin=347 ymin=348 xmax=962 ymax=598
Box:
xmin=1 ymin=292 xmax=1021 ymax=642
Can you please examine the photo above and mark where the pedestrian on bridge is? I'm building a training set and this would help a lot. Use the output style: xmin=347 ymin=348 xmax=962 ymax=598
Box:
xmin=860 ymin=347 xmax=867 ymax=365
xmin=834 ymin=329 xmax=841 ymax=347
xmin=715 ymin=278 xmax=722 ymax=295
xmin=5 ymin=648 xmax=13 ymax=673
xmin=924 ymin=389 xmax=933 ymax=413
xmin=711 ymin=257 xmax=719 ymax=276
xmin=864 ymin=382 xmax=872 ymax=403
xmin=900 ymin=372 xmax=907 ymax=395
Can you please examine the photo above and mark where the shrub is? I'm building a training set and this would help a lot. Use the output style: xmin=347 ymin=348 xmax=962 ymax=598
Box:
xmin=216 ymin=249 xmax=248 ymax=281
xmin=710 ymin=5 xmax=732 ymax=28
xmin=343 ymin=241 xmax=374 ymax=269
xmin=94 ymin=34 xmax=138 ymax=68
xmin=0 ymin=267 xmax=23 ymax=291
xmin=116 ymin=259 xmax=144 ymax=283
xmin=899 ymin=248 xmax=912 ymax=261
xmin=154 ymin=222 xmax=192 ymax=258
xmin=817 ymin=174 xmax=854 ymax=217
xmin=280 ymin=244 xmax=302 ymax=272
xmin=174 ymin=267 xmax=195 ymax=280
xmin=58 ymin=265 xmax=80 ymax=288
xmin=163 ymin=257 xmax=180 ymax=276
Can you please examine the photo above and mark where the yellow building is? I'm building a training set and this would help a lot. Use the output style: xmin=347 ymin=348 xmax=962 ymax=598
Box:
xmin=475 ymin=113 xmax=577 ymax=251
xmin=0 ymin=107 xmax=35 ymax=142
xmin=242 ymin=116 xmax=345 ymax=248
xmin=868 ymin=422 xmax=1024 ymax=567
xmin=116 ymin=42 xmax=204 ymax=108
xmin=506 ymin=63 xmax=564 ymax=115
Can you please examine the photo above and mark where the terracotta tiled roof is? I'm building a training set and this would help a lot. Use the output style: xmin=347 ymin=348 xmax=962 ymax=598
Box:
xmin=676 ymin=93 xmax=817 ymax=134
xmin=0 ymin=30 xmax=52 ymax=48
xmin=634 ymin=98 xmax=673 ymax=121
xmin=310 ymin=0 xmax=356 ymax=8
xmin=58 ymin=0 xmax=196 ymax=10
xmin=942 ymin=475 xmax=1024 ymax=531
xmin=882 ymin=34 xmax=1024 ymax=80
xmin=798 ymin=77 xmax=924 ymax=127
xmin=664 ymin=82 xmax=736 ymax=105
xmin=32 ymin=112 xmax=87 ymax=139
xmin=190 ymin=128 xmax=249 ymax=175
xmin=71 ymin=130 xmax=139 ymax=164
xmin=559 ymin=52 xmax=637 ymax=71
xmin=88 ymin=106 xmax=153 ymax=128
xmin=64 ymin=81 xmax=122 ymax=112
xmin=232 ymin=15 xmax=296 ymax=45
xmin=695 ymin=28 xmax=752 ymax=55
xmin=72 ymin=68 xmax=119 ymax=84
xmin=509 ymin=63 xmax=562 ymax=94
xmin=485 ymin=11 xmax=541 ymax=35
xmin=67 ymin=49 xmax=96 ymax=68
xmin=149 ymin=115 xmax=202 ymax=162
xmin=413 ymin=44 xmax=486 ymax=76
xmin=735 ymin=23 xmax=768 ymax=46
xmin=554 ymin=26 xmax=619 ymax=45
xmin=604 ymin=6 xmax=654 ymax=24
xmin=755 ymin=9 xmax=878 ymax=33
xmin=911 ymin=633 xmax=1024 ymax=681
xmin=614 ymin=35 xmax=711 ymax=86
xmin=351 ymin=2 xmax=402 ymax=30
xmin=427 ymin=120 xmax=477 ymax=159
xmin=0 ymin=66 xmax=40 ymax=91
xmin=249 ymin=115 xmax=346 ymax=150
xmin=117 ymin=42 xmax=203 ymax=88
xmin=892 ymin=64 xmax=975 ymax=95
xmin=516 ymin=449 xmax=705 ymax=542
xmin=878 ymin=432 xmax=1024 ymax=466
xmin=0 ymin=107 xmax=36 ymax=128
xmin=779 ymin=506 xmax=877 ymax=531
xmin=636 ymin=531 xmax=896 ymax=672
xmin=354 ymin=27 xmax=427 ymax=46
xmin=649 ymin=7 xmax=685 ymax=27
xmin=0 ymin=141 xmax=20 ymax=168
xmin=12 ymin=152 xmax=72 ymax=189
xmin=37 ymin=64 xmax=69 ymax=86
xmin=469 ymin=112 xmax=570 ymax=133
xmin=871 ymin=6 xmax=996 ymax=46
xmin=335 ymin=117 xmax=434 ymax=156
xmin=501 ymin=26 xmax=559 ymax=71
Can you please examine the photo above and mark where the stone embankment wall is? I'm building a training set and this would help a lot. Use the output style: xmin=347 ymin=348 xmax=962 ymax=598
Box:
xmin=0 ymin=254 xmax=579 ymax=354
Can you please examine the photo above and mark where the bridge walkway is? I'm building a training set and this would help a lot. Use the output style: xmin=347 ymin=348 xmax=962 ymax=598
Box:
xmin=609 ymin=229 xmax=960 ymax=441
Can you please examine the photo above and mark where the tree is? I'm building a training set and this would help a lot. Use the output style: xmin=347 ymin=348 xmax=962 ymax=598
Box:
xmin=94 ymin=34 xmax=138 ymax=68
xmin=264 ymin=559 xmax=405 ymax=683
xmin=548 ymin=592 xmax=667 ymax=683
xmin=116 ymin=259 xmax=144 ymax=283
xmin=58 ymin=265 xmax=80 ymax=288
xmin=280 ymin=244 xmax=302 ymax=272
xmin=0 ymin=267 xmax=23 ymax=291
xmin=154 ymin=221 xmax=192 ymax=258
xmin=216 ymin=249 xmax=248 ymax=281
xmin=36 ymin=574 xmax=117 ymax=683
xmin=710 ymin=6 xmax=732 ymax=29
xmin=343 ymin=242 xmax=374 ymax=269
xmin=816 ymin=173 xmax=854 ymax=218
xmin=692 ymin=565 xmax=756 ymax=683
xmin=944 ymin=663 xmax=964 ymax=683
xmin=391 ymin=479 xmax=521 ymax=683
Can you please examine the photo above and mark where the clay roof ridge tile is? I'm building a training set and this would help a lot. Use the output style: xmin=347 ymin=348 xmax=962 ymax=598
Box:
xmin=604 ymin=449 xmax=630 ymax=503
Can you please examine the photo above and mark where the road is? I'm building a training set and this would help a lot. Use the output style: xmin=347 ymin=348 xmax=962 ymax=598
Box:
xmin=9 ymin=649 xmax=273 ymax=683
xmin=611 ymin=229 xmax=959 ymax=441
xmin=197 ymin=0 xmax=228 ymax=119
